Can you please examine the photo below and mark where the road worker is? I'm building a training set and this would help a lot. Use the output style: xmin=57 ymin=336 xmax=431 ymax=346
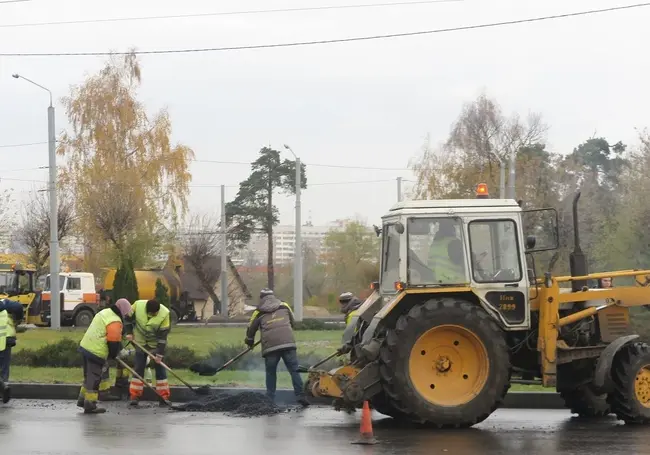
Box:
xmin=338 ymin=292 xmax=364 ymax=355
xmin=245 ymin=289 xmax=309 ymax=406
xmin=0 ymin=298 xmax=23 ymax=404
xmin=428 ymin=219 xmax=465 ymax=283
xmin=126 ymin=299 xmax=171 ymax=407
xmin=76 ymin=298 xmax=132 ymax=414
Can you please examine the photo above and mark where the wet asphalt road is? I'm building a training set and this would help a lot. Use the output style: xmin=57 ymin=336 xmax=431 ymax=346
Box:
xmin=3 ymin=400 xmax=650 ymax=454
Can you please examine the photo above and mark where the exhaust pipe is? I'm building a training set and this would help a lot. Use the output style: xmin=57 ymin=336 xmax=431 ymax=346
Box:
xmin=569 ymin=192 xmax=588 ymax=292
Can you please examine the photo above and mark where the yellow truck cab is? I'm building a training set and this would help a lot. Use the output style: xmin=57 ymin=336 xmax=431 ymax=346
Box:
xmin=0 ymin=263 xmax=46 ymax=325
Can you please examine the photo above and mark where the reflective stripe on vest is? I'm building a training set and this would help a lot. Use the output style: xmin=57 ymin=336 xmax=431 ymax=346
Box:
xmin=133 ymin=300 xmax=170 ymax=346
xmin=428 ymin=237 xmax=465 ymax=283
xmin=79 ymin=308 xmax=122 ymax=359
xmin=6 ymin=315 xmax=15 ymax=338
xmin=0 ymin=310 xmax=7 ymax=351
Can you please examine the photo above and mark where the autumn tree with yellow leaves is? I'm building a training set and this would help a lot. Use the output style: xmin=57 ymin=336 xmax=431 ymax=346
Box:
xmin=57 ymin=52 xmax=194 ymax=269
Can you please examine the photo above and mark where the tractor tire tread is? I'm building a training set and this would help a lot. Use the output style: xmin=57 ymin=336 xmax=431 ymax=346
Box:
xmin=607 ymin=341 xmax=650 ymax=424
xmin=378 ymin=296 xmax=511 ymax=428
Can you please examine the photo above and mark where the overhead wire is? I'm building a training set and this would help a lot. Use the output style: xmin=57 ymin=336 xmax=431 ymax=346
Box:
xmin=1 ymin=2 xmax=648 ymax=57
xmin=0 ymin=0 xmax=463 ymax=29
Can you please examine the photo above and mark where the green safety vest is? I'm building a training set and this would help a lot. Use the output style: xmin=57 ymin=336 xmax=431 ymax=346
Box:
xmin=428 ymin=237 xmax=465 ymax=283
xmin=342 ymin=309 xmax=361 ymax=345
xmin=133 ymin=300 xmax=170 ymax=347
xmin=0 ymin=310 xmax=7 ymax=352
xmin=79 ymin=308 xmax=122 ymax=360
xmin=6 ymin=315 xmax=15 ymax=338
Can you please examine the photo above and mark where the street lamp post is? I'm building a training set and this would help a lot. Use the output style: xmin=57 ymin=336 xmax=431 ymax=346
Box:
xmin=283 ymin=144 xmax=303 ymax=322
xmin=13 ymin=74 xmax=60 ymax=330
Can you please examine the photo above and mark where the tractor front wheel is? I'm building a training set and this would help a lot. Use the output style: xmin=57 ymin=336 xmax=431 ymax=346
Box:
xmin=379 ymin=297 xmax=511 ymax=428
xmin=607 ymin=341 xmax=650 ymax=424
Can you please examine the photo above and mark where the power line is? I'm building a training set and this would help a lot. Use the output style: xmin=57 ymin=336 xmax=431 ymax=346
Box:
xmin=2 ymin=3 xmax=648 ymax=57
xmin=0 ymin=0 xmax=462 ymax=29
xmin=0 ymin=0 xmax=30 ymax=4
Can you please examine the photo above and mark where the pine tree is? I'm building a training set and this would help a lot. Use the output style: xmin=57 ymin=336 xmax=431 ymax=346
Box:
xmin=155 ymin=278 xmax=170 ymax=309
xmin=113 ymin=258 xmax=139 ymax=303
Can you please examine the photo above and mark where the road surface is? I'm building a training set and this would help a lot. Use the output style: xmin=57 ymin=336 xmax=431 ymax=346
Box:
xmin=2 ymin=400 xmax=649 ymax=454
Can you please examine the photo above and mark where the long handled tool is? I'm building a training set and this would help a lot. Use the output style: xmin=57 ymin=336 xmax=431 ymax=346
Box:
xmin=131 ymin=339 xmax=211 ymax=395
xmin=116 ymin=358 xmax=172 ymax=407
xmin=297 ymin=350 xmax=341 ymax=373
xmin=190 ymin=341 xmax=261 ymax=376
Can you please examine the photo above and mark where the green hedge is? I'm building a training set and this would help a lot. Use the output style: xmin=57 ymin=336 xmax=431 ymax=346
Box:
xmin=12 ymin=338 xmax=341 ymax=372
xmin=293 ymin=319 xmax=342 ymax=331
xmin=13 ymin=339 xmax=201 ymax=369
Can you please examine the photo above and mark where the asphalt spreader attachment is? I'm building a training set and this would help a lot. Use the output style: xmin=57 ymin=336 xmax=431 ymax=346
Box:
xmin=169 ymin=390 xmax=307 ymax=417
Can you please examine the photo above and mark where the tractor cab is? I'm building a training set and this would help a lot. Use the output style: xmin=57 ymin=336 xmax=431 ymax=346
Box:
xmin=0 ymin=263 xmax=46 ymax=325
xmin=375 ymin=183 xmax=556 ymax=331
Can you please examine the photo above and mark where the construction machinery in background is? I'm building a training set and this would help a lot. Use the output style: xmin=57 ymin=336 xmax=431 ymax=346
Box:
xmin=0 ymin=263 xmax=46 ymax=325
xmin=305 ymin=183 xmax=650 ymax=427
xmin=100 ymin=266 xmax=196 ymax=325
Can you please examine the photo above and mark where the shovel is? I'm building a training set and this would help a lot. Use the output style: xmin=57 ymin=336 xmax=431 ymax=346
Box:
xmin=131 ymin=339 xmax=211 ymax=396
xmin=116 ymin=358 xmax=172 ymax=407
xmin=297 ymin=350 xmax=341 ymax=373
xmin=190 ymin=341 xmax=261 ymax=376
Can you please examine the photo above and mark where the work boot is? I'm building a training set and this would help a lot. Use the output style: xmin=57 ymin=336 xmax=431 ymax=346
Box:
xmin=296 ymin=394 xmax=310 ymax=407
xmin=77 ymin=394 xmax=85 ymax=408
xmin=83 ymin=400 xmax=107 ymax=414
xmin=114 ymin=377 xmax=129 ymax=390
xmin=98 ymin=389 xmax=122 ymax=402
xmin=2 ymin=385 xmax=10 ymax=404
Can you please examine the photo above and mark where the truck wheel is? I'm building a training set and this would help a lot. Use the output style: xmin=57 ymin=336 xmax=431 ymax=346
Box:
xmin=607 ymin=341 xmax=650 ymax=424
xmin=74 ymin=309 xmax=95 ymax=328
xmin=379 ymin=297 xmax=511 ymax=428
xmin=560 ymin=384 xmax=610 ymax=418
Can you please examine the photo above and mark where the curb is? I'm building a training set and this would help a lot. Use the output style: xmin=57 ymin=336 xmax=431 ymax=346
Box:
xmin=8 ymin=383 xmax=566 ymax=409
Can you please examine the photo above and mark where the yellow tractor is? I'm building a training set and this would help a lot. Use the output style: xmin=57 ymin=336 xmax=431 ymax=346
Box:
xmin=305 ymin=184 xmax=650 ymax=427
xmin=0 ymin=263 xmax=47 ymax=325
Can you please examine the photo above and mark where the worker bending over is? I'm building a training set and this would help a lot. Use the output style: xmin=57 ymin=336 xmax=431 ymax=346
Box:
xmin=77 ymin=299 xmax=132 ymax=414
xmin=98 ymin=324 xmax=133 ymax=402
xmin=0 ymin=298 xmax=23 ymax=404
xmin=245 ymin=289 xmax=309 ymax=407
xmin=126 ymin=299 xmax=171 ymax=407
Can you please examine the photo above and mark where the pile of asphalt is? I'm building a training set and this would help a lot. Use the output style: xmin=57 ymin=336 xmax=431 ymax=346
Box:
xmin=171 ymin=391 xmax=288 ymax=417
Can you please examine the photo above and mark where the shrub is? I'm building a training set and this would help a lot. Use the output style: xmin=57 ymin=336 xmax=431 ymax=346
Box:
xmin=155 ymin=278 xmax=171 ymax=309
xmin=13 ymin=339 xmax=201 ymax=370
xmin=113 ymin=258 xmax=139 ymax=303
xmin=293 ymin=319 xmax=341 ymax=331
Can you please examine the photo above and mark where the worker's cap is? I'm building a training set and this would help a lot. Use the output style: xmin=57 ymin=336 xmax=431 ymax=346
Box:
xmin=115 ymin=298 xmax=132 ymax=317
xmin=260 ymin=288 xmax=274 ymax=299
xmin=338 ymin=292 xmax=354 ymax=303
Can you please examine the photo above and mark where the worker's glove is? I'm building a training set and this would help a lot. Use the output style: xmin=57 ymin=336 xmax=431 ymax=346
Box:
xmin=117 ymin=348 xmax=133 ymax=360
xmin=244 ymin=338 xmax=254 ymax=348
xmin=337 ymin=344 xmax=352 ymax=355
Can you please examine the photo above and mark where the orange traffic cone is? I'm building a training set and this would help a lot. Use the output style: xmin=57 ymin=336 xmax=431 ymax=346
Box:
xmin=351 ymin=401 xmax=377 ymax=445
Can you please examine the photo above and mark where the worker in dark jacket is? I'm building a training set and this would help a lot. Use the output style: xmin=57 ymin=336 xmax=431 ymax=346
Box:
xmin=245 ymin=289 xmax=309 ymax=406
xmin=0 ymin=298 xmax=23 ymax=404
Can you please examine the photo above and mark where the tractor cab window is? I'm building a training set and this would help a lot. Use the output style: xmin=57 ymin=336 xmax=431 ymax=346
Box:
xmin=407 ymin=217 xmax=468 ymax=286
xmin=469 ymin=219 xmax=522 ymax=283
xmin=380 ymin=223 xmax=401 ymax=292
xmin=0 ymin=272 xmax=12 ymax=294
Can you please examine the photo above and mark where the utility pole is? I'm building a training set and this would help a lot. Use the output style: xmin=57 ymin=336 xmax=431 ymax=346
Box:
xmin=284 ymin=144 xmax=303 ymax=322
xmin=13 ymin=74 xmax=60 ymax=330
xmin=220 ymin=185 xmax=228 ymax=318
xmin=397 ymin=177 xmax=403 ymax=202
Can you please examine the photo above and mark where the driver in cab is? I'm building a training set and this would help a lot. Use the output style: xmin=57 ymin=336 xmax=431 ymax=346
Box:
xmin=428 ymin=219 xmax=465 ymax=283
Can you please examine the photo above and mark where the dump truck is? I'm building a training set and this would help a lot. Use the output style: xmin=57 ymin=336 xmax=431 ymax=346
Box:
xmin=100 ymin=268 xmax=195 ymax=324
xmin=305 ymin=183 xmax=650 ymax=426
xmin=41 ymin=272 xmax=101 ymax=327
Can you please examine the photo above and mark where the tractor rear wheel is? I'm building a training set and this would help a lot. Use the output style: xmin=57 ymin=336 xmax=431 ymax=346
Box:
xmin=560 ymin=384 xmax=610 ymax=418
xmin=379 ymin=297 xmax=511 ymax=428
xmin=607 ymin=341 xmax=650 ymax=424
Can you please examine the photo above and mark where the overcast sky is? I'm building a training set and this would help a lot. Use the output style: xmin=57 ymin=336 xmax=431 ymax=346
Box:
xmin=0 ymin=0 xmax=647 ymax=228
